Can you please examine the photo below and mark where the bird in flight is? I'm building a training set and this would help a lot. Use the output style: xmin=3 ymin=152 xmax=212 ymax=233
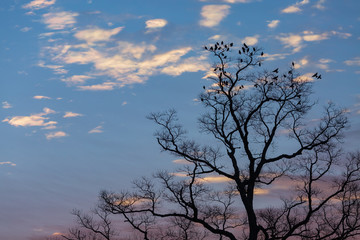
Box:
xmin=273 ymin=68 xmax=279 ymax=73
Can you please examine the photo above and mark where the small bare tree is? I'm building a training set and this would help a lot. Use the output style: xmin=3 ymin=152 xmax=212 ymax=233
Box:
xmin=61 ymin=204 xmax=116 ymax=240
xmin=66 ymin=42 xmax=360 ymax=240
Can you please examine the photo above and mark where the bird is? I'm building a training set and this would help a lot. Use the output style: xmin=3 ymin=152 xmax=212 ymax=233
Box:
xmin=273 ymin=68 xmax=279 ymax=73
xmin=203 ymin=86 xmax=206 ymax=89
xmin=204 ymin=46 xmax=208 ymax=50
xmin=317 ymin=74 xmax=322 ymax=79
xmin=221 ymin=41 xmax=224 ymax=45
xmin=244 ymin=43 xmax=248 ymax=48
xmin=224 ymin=56 xmax=227 ymax=59
xmin=272 ymin=76 xmax=278 ymax=80
xmin=239 ymin=50 xmax=241 ymax=55
xmin=254 ymin=83 xmax=258 ymax=88
xmin=261 ymin=52 xmax=264 ymax=56
xmin=292 ymin=62 xmax=295 ymax=67
xmin=288 ymin=70 xmax=293 ymax=74
xmin=230 ymin=43 xmax=233 ymax=47
xmin=259 ymin=62 xmax=261 ymax=67
xmin=242 ymin=47 xmax=246 ymax=53
xmin=312 ymin=73 xmax=318 ymax=78
xmin=210 ymin=46 xmax=213 ymax=51
xmin=201 ymin=98 xmax=204 ymax=102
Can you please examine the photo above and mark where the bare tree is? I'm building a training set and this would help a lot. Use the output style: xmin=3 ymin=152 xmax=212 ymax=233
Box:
xmin=61 ymin=204 xmax=116 ymax=240
xmin=74 ymin=42 xmax=359 ymax=239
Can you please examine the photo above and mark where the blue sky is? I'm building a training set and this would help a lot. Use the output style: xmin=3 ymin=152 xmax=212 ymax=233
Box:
xmin=0 ymin=0 xmax=359 ymax=239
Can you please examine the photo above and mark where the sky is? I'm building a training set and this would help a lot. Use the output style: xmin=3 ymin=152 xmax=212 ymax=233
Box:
xmin=0 ymin=0 xmax=360 ymax=239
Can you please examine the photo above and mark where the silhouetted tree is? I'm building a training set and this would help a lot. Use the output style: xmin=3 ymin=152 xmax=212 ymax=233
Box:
xmin=67 ymin=42 xmax=360 ymax=240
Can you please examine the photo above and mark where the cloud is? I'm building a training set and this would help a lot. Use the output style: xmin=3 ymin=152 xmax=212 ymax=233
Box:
xmin=38 ymin=60 xmax=67 ymax=74
xmin=302 ymin=31 xmax=328 ymax=41
xmin=74 ymin=27 xmax=123 ymax=44
xmin=43 ymin=11 xmax=78 ymax=30
xmin=63 ymin=112 xmax=83 ymax=118
xmin=61 ymin=75 xmax=93 ymax=85
xmin=263 ymin=53 xmax=290 ymax=61
xmin=200 ymin=0 xmax=252 ymax=2
xmin=20 ymin=27 xmax=32 ymax=32
xmin=122 ymin=101 xmax=127 ymax=106
xmin=89 ymin=125 xmax=103 ymax=133
xmin=199 ymin=5 xmax=230 ymax=28
xmin=45 ymin=131 xmax=67 ymax=140
xmin=267 ymin=20 xmax=279 ymax=28
xmin=145 ymin=19 xmax=168 ymax=29
xmin=242 ymin=35 xmax=259 ymax=46
xmin=0 ymin=161 xmax=16 ymax=166
xmin=161 ymin=55 xmax=209 ymax=76
xmin=2 ymin=101 xmax=12 ymax=109
xmin=344 ymin=57 xmax=360 ymax=66
xmin=282 ymin=0 xmax=309 ymax=13
xmin=294 ymin=73 xmax=315 ymax=82
xmin=23 ymin=0 xmax=56 ymax=10
xmin=44 ymin=37 xmax=208 ymax=90
xmin=33 ymin=95 xmax=51 ymax=100
xmin=277 ymin=34 xmax=303 ymax=52
xmin=3 ymin=108 xmax=57 ymax=127
xmin=208 ymin=35 xmax=222 ymax=41
xmin=277 ymin=30 xmax=351 ymax=53
xmin=172 ymin=159 xmax=192 ymax=164
xmin=78 ymin=82 xmax=116 ymax=91
xmin=313 ymin=0 xmax=326 ymax=10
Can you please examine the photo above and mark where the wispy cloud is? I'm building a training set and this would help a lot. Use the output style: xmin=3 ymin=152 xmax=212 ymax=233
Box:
xmin=276 ymin=30 xmax=348 ymax=53
xmin=20 ymin=27 xmax=32 ymax=32
xmin=78 ymin=82 xmax=116 ymax=91
xmin=344 ymin=57 xmax=360 ymax=66
xmin=23 ymin=0 xmax=56 ymax=10
xmin=2 ymin=101 xmax=12 ymax=109
xmin=208 ymin=35 xmax=222 ymax=40
xmin=313 ymin=0 xmax=326 ymax=10
xmin=46 ymin=39 xmax=206 ymax=90
xmin=33 ymin=95 xmax=51 ymax=100
xmin=89 ymin=125 xmax=103 ymax=133
xmin=145 ymin=19 xmax=168 ymax=29
xmin=199 ymin=5 xmax=230 ymax=28
xmin=45 ymin=131 xmax=67 ymax=140
xmin=267 ymin=20 xmax=279 ymax=29
xmin=61 ymin=75 xmax=93 ymax=85
xmin=0 ymin=161 xmax=16 ymax=166
xmin=242 ymin=35 xmax=259 ymax=46
xmin=74 ymin=27 xmax=123 ymax=44
xmin=38 ymin=60 xmax=67 ymax=74
xmin=63 ymin=112 xmax=83 ymax=118
xmin=3 ymin=108 xmax=57 ymax=127
xmin=43 ymin=11 xmax=78 ymax=30
xmin=282 ymin=0 xmax=309 ymax=13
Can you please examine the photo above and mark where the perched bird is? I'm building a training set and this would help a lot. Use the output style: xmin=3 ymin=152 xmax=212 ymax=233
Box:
xmin=273 ymin=68 xmax=279 ymax=73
